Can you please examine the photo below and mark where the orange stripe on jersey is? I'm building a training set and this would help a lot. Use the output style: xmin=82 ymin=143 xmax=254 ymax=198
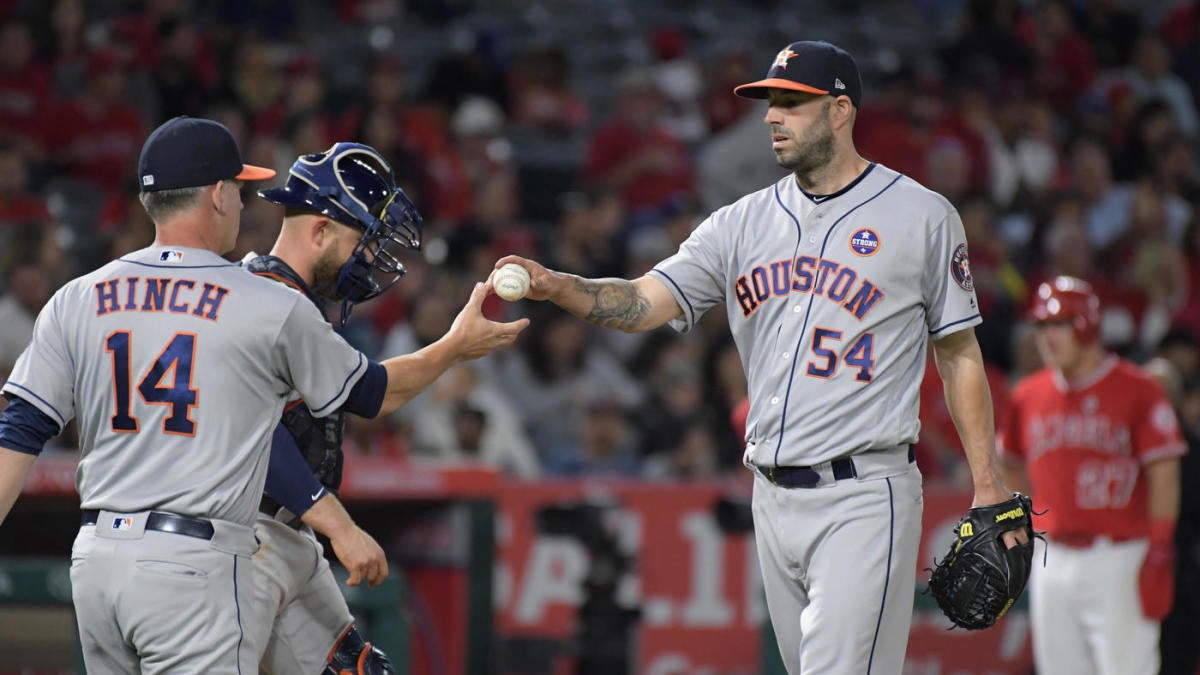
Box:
xmin=284 ymin=399 xmax=307 ymax=413
xmin=253 ymin=271 xmax=304 ymax=294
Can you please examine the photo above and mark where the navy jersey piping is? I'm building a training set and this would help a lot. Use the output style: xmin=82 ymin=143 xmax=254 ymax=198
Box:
xmin=772 ymin=172 xmax=903 ymax=466
xmin=115 ymin=259 xmax=240 ymax=270
xmin=649 ymin=268 xmax=696 ymax=326
xmin=797 ymin=163 xmax=877 ymax=204
xmin=866 ymin=477 xmax=896 ymax=674
xmin=3 ymin=383 xmax=67 ymax=427
xmin=768 ymin=179 xmax=807 ymax=466
xmin=930 ymin=313 xmax=981 ymax=335
xmin=773 ymin=178 xmax=803 ymax=234
xmin=308 ymin=352 xmax=367 ymax=415
xmin=233 ymin=555 xmax=244 ymax=675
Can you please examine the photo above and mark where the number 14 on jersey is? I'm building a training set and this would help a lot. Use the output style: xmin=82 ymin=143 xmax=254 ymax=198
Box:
xmin=105 ymin=331 xmax=199 ymax=436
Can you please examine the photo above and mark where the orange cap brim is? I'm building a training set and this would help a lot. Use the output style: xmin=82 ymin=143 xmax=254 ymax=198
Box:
xmin=733 ymin=79 xmax=830 ymax=99
xmin=236 ymin=164 xmax=276 ymax=181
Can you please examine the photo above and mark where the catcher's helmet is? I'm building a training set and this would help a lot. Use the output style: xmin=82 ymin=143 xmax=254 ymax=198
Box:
xmin=259 ymin=142 xmax=423 ymax=324
xmin=1028 ymin=276 xmax=1101 ymax=343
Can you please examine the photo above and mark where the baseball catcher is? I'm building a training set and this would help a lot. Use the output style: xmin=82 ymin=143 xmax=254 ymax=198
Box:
xmin=927 ymin=493 xmax=1041 ymax=630
xmin=250 ymin=142 xmax=422 ymax=674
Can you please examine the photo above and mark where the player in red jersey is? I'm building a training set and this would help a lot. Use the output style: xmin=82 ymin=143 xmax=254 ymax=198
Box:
xmin=999 ymin=276 xmax=1186 ymax=675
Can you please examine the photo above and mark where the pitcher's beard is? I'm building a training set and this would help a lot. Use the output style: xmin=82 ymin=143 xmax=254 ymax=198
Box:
xmin=776 ymin=129 xmax=835 ymax=186
xmin=773 ymin=105 xmax=836 ymax=189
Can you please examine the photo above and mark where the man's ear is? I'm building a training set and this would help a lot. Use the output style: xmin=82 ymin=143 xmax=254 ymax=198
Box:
xmin=831 ymin=96 xmax=855 ymax=129
xmin=311 ymin=216 xmax=334 ymax=246
xmin=211 ymin=182 xmax=226 ymax=216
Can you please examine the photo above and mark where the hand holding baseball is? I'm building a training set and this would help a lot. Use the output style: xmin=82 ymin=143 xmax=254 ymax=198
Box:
xmin=493 ymin=263 xmax=531 ymax=302
xmin=491 ymin=256 xmax=555 ymax=302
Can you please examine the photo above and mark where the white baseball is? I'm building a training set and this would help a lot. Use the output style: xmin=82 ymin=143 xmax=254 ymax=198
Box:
xmin=494 ymin=263 xmax=531 ymax=302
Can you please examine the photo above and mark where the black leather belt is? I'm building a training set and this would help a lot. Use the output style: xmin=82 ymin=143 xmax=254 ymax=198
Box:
xmin=757 ymin=446 xmax=915 ymax=488
xmin=81 ymin=509 xmax=215 ymax=541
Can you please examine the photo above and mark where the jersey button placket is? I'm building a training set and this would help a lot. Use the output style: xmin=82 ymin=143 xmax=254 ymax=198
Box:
xmin=810 ymin=208 xmax=823 ymax=242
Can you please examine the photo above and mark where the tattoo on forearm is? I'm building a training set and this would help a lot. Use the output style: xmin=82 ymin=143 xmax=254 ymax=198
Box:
xmin=574 ymin=278 xmax=650 ymax=330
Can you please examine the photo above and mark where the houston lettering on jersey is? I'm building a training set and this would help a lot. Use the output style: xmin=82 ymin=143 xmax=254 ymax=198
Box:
xmin=1026 ymin=412 xmax=1131 ymax=461
xmin=734 ymin=256 xmax=884 ymax=320
xmin=93 ymin=276 xmax=230 ymax=321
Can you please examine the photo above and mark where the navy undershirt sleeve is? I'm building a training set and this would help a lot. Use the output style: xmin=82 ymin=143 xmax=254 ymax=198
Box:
xmin=263 ymin=423 xmax=325 ymax=516
xmin=340 ymin=359 xmax=386 ymax=418
xmin=0 ymin=396 xmax=62 ymax=455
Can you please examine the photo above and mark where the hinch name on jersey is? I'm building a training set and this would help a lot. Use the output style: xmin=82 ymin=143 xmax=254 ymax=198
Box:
xmin=94 ymin=276 xmax=230 ymax=321
xmin=735 ymin=256 xmax=884 ymax=319
xmin=1027 ymin=412 xmax=1132 ymax=461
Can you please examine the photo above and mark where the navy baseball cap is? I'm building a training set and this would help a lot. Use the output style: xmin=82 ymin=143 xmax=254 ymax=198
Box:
xmin=734 ymin=41 xmax=863 ymax=107
xmin=138 ymin=116 xmax=275 ymax=192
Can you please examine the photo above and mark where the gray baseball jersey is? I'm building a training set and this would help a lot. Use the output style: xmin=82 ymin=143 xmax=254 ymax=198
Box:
xmin=650 ymin=163 xmax=980 ymax=467
xmin=2 ymin=245 xmax=368 ymax=526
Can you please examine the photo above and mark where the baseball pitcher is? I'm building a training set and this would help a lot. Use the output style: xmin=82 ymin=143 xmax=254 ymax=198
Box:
xmin=491 ymin=41 xmax=1031 ymax=674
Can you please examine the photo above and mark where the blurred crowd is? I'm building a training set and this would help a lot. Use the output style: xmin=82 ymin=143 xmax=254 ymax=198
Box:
xmin=2 ymin=0 xmax=1200 ymax=489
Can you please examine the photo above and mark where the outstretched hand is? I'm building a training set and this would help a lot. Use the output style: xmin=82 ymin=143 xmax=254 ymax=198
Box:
xmin=448 ymin=281 xmax=530 ymax=361
xmin=491 ymin=256 xmax=557 ymax=302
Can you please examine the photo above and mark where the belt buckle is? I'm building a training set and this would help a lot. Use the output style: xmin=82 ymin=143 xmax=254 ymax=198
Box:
xmin=763 ymin=466 xmax=778 ymax=484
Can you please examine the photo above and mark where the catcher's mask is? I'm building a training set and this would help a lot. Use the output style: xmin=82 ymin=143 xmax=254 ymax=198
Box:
xmin=259 ymin=142 xmax=423 ymax=325
xmin=1028 ymin=275 xmax=1101 ymax=344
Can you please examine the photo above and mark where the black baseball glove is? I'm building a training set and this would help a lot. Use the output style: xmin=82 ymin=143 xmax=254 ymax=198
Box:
xmin=926 ymin=493 xmax=1039 ymax=630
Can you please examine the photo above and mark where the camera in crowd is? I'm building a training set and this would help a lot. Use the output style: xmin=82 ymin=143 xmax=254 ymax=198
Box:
xmin=535 ymin=499 xmax=641 ymax=675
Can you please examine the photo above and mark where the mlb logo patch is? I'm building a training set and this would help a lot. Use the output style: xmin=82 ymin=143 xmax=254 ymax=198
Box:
xmin=112 ymin=517 xmax=133 ymax=531
xmin=159 ymin=250 xmax=184 ymax=263
xmin=142 ymin=175 xmax=155 ymax=187
xmin=849 ymin=228 xmax=880 ymax=256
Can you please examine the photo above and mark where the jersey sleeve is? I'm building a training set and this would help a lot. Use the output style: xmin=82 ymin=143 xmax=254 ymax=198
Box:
xmin=272 ymin=298 xmax=369 ymax=419
xmin=0 ymin=292 xmax=75 ymax=429
xmin=1133 ymin=380 xmax=1187 ymax=464
xmin=923 ymin=205 xmax=983 ymax=339
xmin=648 ymin=210 xmax=728 ymax=333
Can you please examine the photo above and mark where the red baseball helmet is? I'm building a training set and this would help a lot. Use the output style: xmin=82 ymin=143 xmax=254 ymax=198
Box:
xmin=1028 ymin=276 xmax=1101 ymax=343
